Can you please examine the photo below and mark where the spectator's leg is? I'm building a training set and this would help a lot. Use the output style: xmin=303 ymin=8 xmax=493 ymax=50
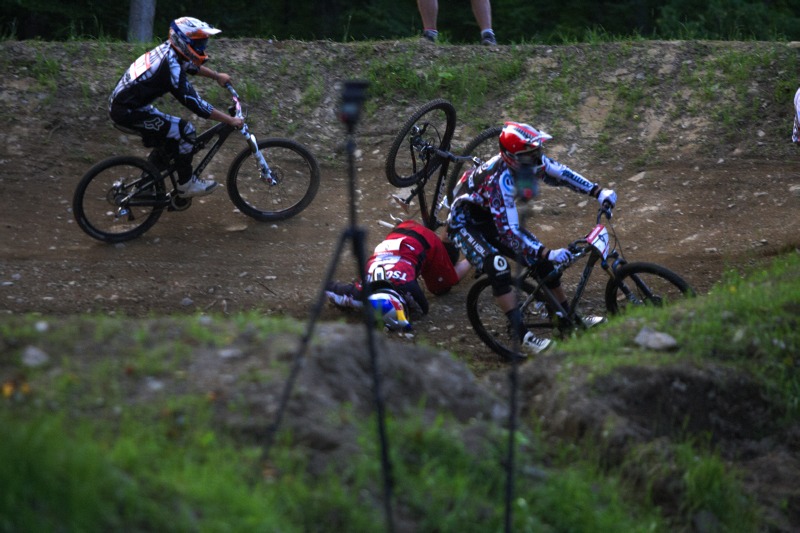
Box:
xmin=471 ymin=0 xmax=492 ymax=32
xmin=472 ymin=0 xmax=496 ymax=44
xmin=417 ymin=0 xmax=438 ymax=31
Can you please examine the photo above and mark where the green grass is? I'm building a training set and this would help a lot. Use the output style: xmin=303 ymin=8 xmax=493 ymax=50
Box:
xmin=363 ymin=49 xmax=524 ymax=118
xmin=3 ymin=252 xmax=796 ymax=530
xmin=558 ymin=251 xmax=800 ymax=421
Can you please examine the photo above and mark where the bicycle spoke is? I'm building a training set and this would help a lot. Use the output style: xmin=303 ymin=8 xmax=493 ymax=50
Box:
xmin=73 ymin=157 xmax=165 ymax=243
xmin=606 ymin=262 xmax=694 ymax=314
xmin=227 ymin=139 xmax=320 ymax=221
xmin=385 ymin=99 xmax=456 ymax=188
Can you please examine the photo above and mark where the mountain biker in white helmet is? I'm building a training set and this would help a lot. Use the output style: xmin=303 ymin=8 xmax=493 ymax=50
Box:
xmin=447 ymin=121 xmax=618 ymax=355
xmin=108 ymin=16 xmax=244 ymax=198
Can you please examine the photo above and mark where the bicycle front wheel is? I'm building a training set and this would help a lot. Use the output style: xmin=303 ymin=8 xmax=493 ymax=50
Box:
xmin=385 ymin=99 xmax=457 ymax=188
xmin=466 ymin=276 xmax=554 ymax=361
xmin=227 ymin=138 xmax=320 ymax=222
xmin=604 ymin=262 xmax=695 ymax=314
xmin=72 ymin=156 xmax=165 ymax=243
xmin=447 ymin=125 xmax=502 ymax=201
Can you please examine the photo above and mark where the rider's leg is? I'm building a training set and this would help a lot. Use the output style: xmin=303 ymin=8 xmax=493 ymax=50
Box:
xmin=449 ymin=225 xmax=552 ymax=354
xmin=168 ymin=118 xmax=218 ymax=197
xmin=536 ymin=264 xmax=605 ymax=328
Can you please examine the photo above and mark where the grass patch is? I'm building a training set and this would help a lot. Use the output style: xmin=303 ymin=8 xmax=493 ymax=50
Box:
xmin=364 ymin=50 xmax=524 ymax=118
xmin=1 ymin=252 xmax=796 ymax=529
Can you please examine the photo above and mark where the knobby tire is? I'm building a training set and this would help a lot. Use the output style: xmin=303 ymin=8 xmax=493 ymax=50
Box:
xmin=227 ymin=138 xmax=320 ymax=222
xmin=466 ymin=276 xmax=555 ymax=361
xmin=384 ymin=99 xmax=457 ymax=188
xmin=446 ymin=125 xmax=502 ymax=201
xmin=72 ymin=155 xmax=165 ymax=243
xmin=604 ymin=261 xmax=695 ymax=313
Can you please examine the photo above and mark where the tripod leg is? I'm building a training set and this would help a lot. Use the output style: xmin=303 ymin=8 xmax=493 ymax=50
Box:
xmin=262 ymin=230 xmax=351 ymax=456
xmin=350 ymin=226 xmax=395 ymax=532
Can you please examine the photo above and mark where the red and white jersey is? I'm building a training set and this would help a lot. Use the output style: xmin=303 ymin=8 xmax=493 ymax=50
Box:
xmin=366 ymin=220 xmax=459 ymax=296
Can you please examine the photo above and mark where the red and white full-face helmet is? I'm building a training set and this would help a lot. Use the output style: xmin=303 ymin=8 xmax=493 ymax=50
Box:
xmin=498 ymin=121 xmax=552 ymax=171
xmin=169 ymin=17 xmax=221 ymax=67
xmin=368 ymin=287 xmax=411 ymax=332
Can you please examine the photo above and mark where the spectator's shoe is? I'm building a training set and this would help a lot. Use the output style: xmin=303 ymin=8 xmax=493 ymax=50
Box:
xmin=421 ymin=29 xmax=438 ymax=43
xmin=177 ymin=176 xmax=218 ymax=198
xmin=480 ymin=30 xmax=497 ymax=46
xmin=521 ymin=331 xmax=552 ymax=355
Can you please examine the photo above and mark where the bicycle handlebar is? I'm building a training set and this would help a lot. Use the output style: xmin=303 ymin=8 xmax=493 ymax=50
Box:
xmin=597 ymin=204 xmax=613 ymax=223
xmin=224 ymin=83 xmax=274 ymax=182
xmin=224 ymin=83 xmax=245 ymax=120
xmin=434 ymin=146 xmax=482 ymax=165
xmin=412 ymin=137 xmax=482 ymax=166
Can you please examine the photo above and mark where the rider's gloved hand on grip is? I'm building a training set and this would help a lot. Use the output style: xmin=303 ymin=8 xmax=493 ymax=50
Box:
xmin=547 ymin=248 xmax=573 ymax=265
xmin=597 ymin=188 xmax=617 ymax=208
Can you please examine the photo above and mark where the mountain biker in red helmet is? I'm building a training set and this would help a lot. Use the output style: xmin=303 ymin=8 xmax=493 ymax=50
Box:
xmin=108 ymin=16 xmax=244 ymax=198
xmin=447 ymin=121 xmax=618 ymax=355
xmin=326 ymin=219 xmax=472 ymax=331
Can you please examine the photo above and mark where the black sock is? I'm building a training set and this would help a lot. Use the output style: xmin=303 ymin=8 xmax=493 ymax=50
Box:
xmin=505 ymin=308 xmax=527 ymax=340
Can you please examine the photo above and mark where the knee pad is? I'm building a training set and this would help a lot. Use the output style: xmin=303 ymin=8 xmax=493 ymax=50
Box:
xmin=485 ymin=254 xmax=512 ymax=297
xmin=177 ymin=119 xmax=196 ymax=155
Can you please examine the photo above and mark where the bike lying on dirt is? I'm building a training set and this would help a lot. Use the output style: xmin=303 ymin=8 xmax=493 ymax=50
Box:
xmin=384 ymin=98 xmax=483 ymax=231
xmin=467 ymin=207 xmax=696 ymax=360
xmin=73 ymin=84 xmax=320 ymax=243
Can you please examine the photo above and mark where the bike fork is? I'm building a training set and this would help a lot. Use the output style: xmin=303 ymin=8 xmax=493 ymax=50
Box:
xmin=242 ymin=127 xmax=276 ymax=185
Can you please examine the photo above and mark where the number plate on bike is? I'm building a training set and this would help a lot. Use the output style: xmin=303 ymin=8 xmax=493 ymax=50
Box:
xmin=586 ymin=224 xmax=610 ymax=259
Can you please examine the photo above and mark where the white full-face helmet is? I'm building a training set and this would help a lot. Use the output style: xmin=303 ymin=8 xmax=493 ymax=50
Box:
xmin=168 ymin=17 xmax=221 ymax=67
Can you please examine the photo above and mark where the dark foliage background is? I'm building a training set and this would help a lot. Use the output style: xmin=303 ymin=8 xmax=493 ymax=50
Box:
xmin=4 ymin=0 xmax=800 ymax=43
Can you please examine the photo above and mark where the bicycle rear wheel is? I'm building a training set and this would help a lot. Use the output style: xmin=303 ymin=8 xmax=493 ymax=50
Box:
xmin=604 ymin=261 xmax=695 ymax=314
xmin=466 ymin=276 xmax=555 ymax=361
xmin=385 ymin=99 xmax=457 ymax=188
xmin=72 ymin=156 xmax=165 ymax=243
xmin=227 ymin=138 xmax=320 ymax=222
xmin=447 ymin=125 xmax=502 ymax=201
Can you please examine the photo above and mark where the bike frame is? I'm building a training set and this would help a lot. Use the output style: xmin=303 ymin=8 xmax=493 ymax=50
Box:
xmin=394 ymin=143 xmax=479 ymax=231
xmin=125 ymin=85 xmax=269 ymax=209
xmin=518 ymin=210 xmax=624 ymax=330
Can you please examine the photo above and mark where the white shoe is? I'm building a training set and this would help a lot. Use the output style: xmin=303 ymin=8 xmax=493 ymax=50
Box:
xmin=581 ymin=315 xmax=606 ymax=328
xmin=521 ymin=331 xmax=552 ymax=355
xmin=177 ymin=176 xmax=218 ymax=197
xmin=325 ymin=291 xmax=361 ymax=309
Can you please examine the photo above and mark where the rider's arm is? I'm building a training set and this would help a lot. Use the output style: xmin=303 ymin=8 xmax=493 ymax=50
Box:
xmin=209 ymin=108 xmax=243 ymax=129
xmin=198 ymin=65 xmax=232 ymax=88
xmin=173 ymin=59 xmax=242 ymax=129
xmin=542 ymin=156 xmax=616 ymax=206
xmin=541 ymin=156 xmax=598 ymax=196
xmin=491 ymin=170 xmax=546 ymax=265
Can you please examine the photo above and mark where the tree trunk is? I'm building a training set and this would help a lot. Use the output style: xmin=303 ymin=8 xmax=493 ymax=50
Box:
xmin=127 ymin=0 xmax=156 ymax=42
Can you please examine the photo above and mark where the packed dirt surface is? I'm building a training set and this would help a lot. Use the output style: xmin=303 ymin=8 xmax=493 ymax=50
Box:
xmin=1 ymin=39 xmax=800 ymax=529
xmin=1 ymin=39 xmax=797 ymax=365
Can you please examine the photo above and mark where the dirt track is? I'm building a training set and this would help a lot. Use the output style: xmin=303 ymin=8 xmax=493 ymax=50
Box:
xmin=1 ymin=39 xmax=799 ymax=369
